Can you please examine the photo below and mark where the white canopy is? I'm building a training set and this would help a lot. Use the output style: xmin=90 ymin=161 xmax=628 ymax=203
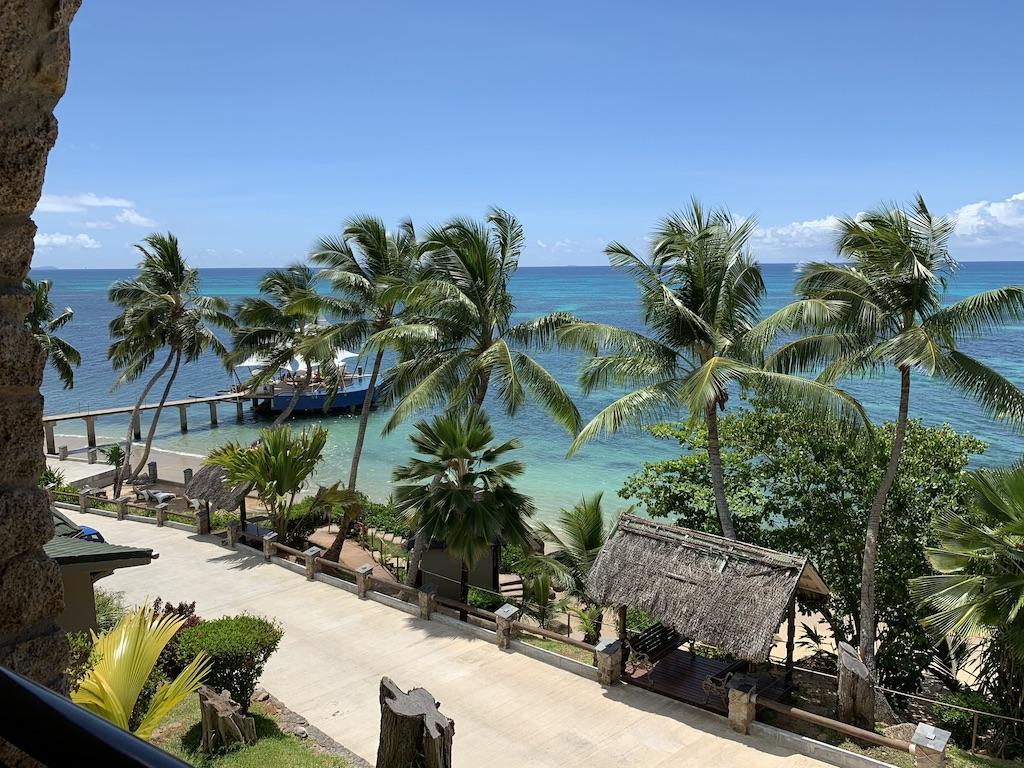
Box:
xmin=239 ymin=349 xmax=358 ymax=374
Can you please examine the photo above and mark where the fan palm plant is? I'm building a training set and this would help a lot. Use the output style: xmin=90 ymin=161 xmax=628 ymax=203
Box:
xmin=764 ymin=194 xmax=1024 ymax=673
xmin=71 ymin=605 xmax=210 ymax=740
xmin=108 ymin=233 xmax=233 ymax=480
xmin=393 ymin=408 xmax=535 ymax=618
xmin=310 ymin=215 xmax=423 ymax=492
xmin=205 ymin=424 xmax=329 ymax=541
xmin=369 ymin=208 xmax=581 ymax=436
xmin=24 ymin=276 xmax=80 ymax=389
xmin=230 ymin=264 xmax=359 ymax=426
xmin=562 ymin=200 xmax=867 ymax=539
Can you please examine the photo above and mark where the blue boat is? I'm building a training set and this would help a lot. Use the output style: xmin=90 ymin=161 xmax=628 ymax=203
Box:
xmin=238 ymin=350 xmax=381 ymax=414
xmin=270 ymin=377 xmax=380 ymax=413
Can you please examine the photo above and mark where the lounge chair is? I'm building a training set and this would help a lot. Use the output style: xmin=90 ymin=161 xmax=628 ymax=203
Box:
xmin=150 ymin=490 xmax=176 ymax=504
xmin=133 ymin=487 xmax=150 ymax=502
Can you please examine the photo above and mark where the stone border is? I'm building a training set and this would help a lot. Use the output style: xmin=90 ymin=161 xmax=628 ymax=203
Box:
xmin=253 ymin=687 xmax=372 ymax=768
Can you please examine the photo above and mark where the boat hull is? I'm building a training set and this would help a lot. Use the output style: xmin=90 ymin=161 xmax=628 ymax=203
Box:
xmin=269 ymin=383 xmax=379 ymax=413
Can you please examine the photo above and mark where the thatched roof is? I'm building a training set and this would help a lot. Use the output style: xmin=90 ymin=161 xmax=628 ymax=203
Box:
xmin=587 ymin=515 xmax=829 ymax=662
xmin=185 ymin=465 xmax=249 ymax=512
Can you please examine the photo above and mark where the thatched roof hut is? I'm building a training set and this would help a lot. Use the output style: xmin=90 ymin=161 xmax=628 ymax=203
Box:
xmin=185 ymin=465 xmax=249 ymax=512
xmin=587 ymin=515 xmax=829 ymax=662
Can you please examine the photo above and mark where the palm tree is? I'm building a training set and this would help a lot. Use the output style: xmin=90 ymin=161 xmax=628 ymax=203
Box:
xmin=393 ymin=408 xmax=535 ymax=619
xmin=765 ymin=194 xmax=1024 ymax=673
xmin=230 ymin=264 xmax=358 ymax=426
xmin=108 ymin=233 xmax=233 ymax=481
xmin=25 ymin=276 xmax=80 ymax=389
xmin=205 ymin=424 xmax=329 ymax=543
xmin=100 ymin=444 xmax=126 ymax=499
xmin=370 ymin=208 xmax=581 ymax=436
xmin=562 ymin=200 xmax=867 ymax=539
xmin=72 ymin=605 xmax=210 ymax=740
xmin=310 ymin=215 xmax=422 ymax=492
xmin=534 ymin=492 xmax=618 ymax=643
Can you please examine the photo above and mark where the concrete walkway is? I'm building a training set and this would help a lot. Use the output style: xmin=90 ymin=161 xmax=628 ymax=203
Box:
xmin=71 ymin=511 xmax=834 ymax=768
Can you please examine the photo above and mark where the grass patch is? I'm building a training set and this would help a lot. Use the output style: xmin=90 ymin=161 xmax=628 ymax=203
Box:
xmin=520 ymin=636 xmax=595 ymax=665
xmin=837 ymin=741 xmax=1016 ymax=768
xmin=151 ymin=695 xmax=352 ymax=768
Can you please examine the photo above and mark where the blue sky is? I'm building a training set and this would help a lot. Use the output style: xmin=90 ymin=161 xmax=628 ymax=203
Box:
xmin=34 ymin=2 xmax=1024 ymax=267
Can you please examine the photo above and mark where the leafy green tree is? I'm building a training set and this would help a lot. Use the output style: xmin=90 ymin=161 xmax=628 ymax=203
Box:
xmin=205 ymin=424 xmax=333 ymax=543
xmin=622 ymin=398 xmax=983 ymax=690
xmin=393 ymin=408 xmax=535 ymax=618
xmin=108 ymin=233 xmax=233 ymax=480
xmin=311 ymin=215 xmax=423 ymax=492
xmin=230 ymin=264 xmax=358 ymax=426
xmin=763 ymin=194 xmax=1024 ymax=672
xmin=563 ymin=200 xmax=866 ymax=539
xmin=913 ymin=466 xmax=1024 ymax=753
xmin=24 ymin=276 xmax=80 ymax=389
xmin=100 ymin=444 xmax=127 ymax=499
xmin=371 ymin=208 xmax=581 ymax=436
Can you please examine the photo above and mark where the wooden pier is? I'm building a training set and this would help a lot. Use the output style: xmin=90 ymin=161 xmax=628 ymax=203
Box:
xmin=43 ymin=392 xmax=247 ymax=454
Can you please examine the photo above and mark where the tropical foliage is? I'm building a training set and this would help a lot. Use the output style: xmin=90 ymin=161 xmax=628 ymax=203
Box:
xmin=25 ymin=276 xmax=80 ymax=389
xmin=370 ymin=208 xmax=581 ymax=436
xmin=561 ymin=200 xmax=867 ymax=539
xmin=762 ymin=194 xmax=1024 ymax=673
xmin=71 ymin=605 xmax=211 ymax=740
xmin=393 ymin=408 xmax=535 ymax=614
xmin=622 ymin=398 xmax=984 ymax=690
xmin=108 ymin=233 xmax=233 ymax=479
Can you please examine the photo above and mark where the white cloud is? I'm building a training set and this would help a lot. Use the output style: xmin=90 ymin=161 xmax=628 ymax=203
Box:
xmin=82 ymin=220 xmax=115 ymax=229
xmin=37 ymin=192 xmax=134 ymax=213
xmin=114 ymin=208 xmax=158 ymax=227
xmin=951 ymin=192 xmax=1024 ymax=245
xmin=34 ymin=232 xmax=101 ymax=249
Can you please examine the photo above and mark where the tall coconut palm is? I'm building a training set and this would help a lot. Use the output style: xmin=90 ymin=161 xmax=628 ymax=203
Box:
xmin=310 ymin=215 xmax=422 ymax=492
xmin=108 ymin=233 xmax=232 ymax=480
xmin=393 ymin=408 xmax=535 ymax=619
xmin=370 ymin=208 xmax=581 ymax=436
xmin=25 ymin=276 xmax=80 ymax=389
xmin=230 ymin=264 xmax=358 ymax=426
xmin=562 ymin=200 xmax=867 ymax=539
xmin=764 ymin=194 xmax=1024 ymax=673
xmin=534 ymin=492 xmax=619 ymax=643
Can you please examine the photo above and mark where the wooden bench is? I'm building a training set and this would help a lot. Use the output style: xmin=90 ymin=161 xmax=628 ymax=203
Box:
xmin=625 ymin=622 xmax=684 ymax=675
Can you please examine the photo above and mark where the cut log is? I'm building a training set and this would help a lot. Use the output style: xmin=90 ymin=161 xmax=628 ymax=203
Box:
xmin=198 ymin=685 xmax=257 ymax=752
xmin=377 ymin=677 xmax=454 ymax=768
xmin=837 ymin=642 xmax=875 ymax=730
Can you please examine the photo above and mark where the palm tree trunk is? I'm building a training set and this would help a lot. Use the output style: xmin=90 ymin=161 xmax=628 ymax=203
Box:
xmin=271 ymin=366 xmax=312 ymax=427
xmin=858 ymin=366 xmax=910 ymax=674
xmin=459 ymin=560 xmax=470 ymax=622
xmin=473 ymin=367 xmax=491 ymax=408
xmin=120 ymin=348 xmax=175 ymax=486
xmin=705 ymin=402 xmax=736 ymax=539
xmin=347 ymin=347 xmax=385 ymax=492
xmin=131 ymin=348 xmax=182 ymax=479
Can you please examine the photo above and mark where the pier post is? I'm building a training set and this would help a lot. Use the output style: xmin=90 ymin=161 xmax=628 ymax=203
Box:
xmin=178 ymin=405 xmax=188 ymax=433
xmin=208 ymin=402 xmax=218 ymax=427
xmin=85 ymin=416 xmax=97 ymax=448
xmin=148 ymin=461 xmax=158 ymax=483
xmin=236 ymin=400 xmax=244 ymax=421
xmin=183 ymin=468 xmax=193 ymax=484
xmin=43 ymin=423 xmax=55 ymax=455
xmin=86 ymin=448 xmax=97 ymax=464
xmin=132 ymin=412 xmax=141 ymax=440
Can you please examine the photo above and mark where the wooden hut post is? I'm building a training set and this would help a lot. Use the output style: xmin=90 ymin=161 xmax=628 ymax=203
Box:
xmin=785 ymin=593 xmax=797 ymax=685
xmin=197 ymin=500 xmax=210 ymax=535
xmin=376 ymin=677 xmax=454 ymax=768
xmin=239 ymin=496 xmax=247 ymax=530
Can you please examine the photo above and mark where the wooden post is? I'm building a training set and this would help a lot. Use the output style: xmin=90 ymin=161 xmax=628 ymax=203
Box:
xmin=155 ymin=502 xmax=168 ymax=527
xmin=198 ymin=685 xmax=256 ymax=752
xmin=262 ymin=532 xmax=277 ymax=560
xmin=43 ymin=423 xmax=55 ymax=455
xmin=132 ymin=411 xmax=141 ymax=440
xmin=208 ymin=401 xmax=218 ymax=427
xmin=148 ymin=461 xmax=158 ymax=483
xmin=226 ymin=521 xmax=238 ymax=548
xmin=304 ymin=546 xmax=321 ymax=580
xmin=178 ymin=404 xmax=188 ymax=433
xmin=235 ymin=400 xmax=244 ymax=421
xmin=785 ymin=593 xmax=797 ymax=685
xmin=115 ymin=496 xmax=129 ymax=521
xmin=85 ymin=416 xmax=96 ymax=448
xmin=239 ymin=496 xmax=247 ymax=530
xmin=617 ymin=604 xmax=629 ymax=673
xmin=183 ymin=467 xmax=193 ymax=484
xmin=356 ymin=564 xmax=374 ymax=598
xmin=197 ymin=504 xmax=210 ymax=535
xmin=418 ymin=584 xmax=437 ymax=620
xmin=376 ymin=677 xmax=454 ymax=768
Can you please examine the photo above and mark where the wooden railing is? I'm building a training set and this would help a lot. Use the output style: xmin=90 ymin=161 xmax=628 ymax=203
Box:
xmin=755 ymin=697 xmax=913 ymax=753
xmin=512 ymin=621 xmax=596 ymax=653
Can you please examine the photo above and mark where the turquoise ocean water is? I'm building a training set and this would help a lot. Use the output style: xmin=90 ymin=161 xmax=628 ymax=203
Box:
xmin=37 ymin=263 xmax=1024 ymax=523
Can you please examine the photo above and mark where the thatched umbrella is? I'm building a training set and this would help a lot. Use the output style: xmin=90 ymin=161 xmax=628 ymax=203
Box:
xmin=185 ymin=464 xmax=251 ymax=527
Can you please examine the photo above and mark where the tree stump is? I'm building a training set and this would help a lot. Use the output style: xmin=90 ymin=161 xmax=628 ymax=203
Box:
xmin=377 ymin=677 xmax=454 ymax=768
xmin=198 ymin=685 xmax=257 ymax=752
xmin=837 ymin=642 xmax=875 ymax=730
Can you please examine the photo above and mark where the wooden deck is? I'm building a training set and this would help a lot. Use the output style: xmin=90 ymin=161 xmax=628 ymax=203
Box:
xmin=626 ymin=647 xmax=788 ymax=715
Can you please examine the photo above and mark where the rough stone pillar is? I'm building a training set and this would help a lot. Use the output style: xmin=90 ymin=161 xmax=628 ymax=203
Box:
xmin=911 ymin=723 xmax=950 ymax=768
xmin=494 ymin=604 xmax=519 ymax=650
xmin=418 ymin=584 xmax=437 ymax=620
xmin=57 ymin=444 xmax=68 ymax=460
xmin=0 ymin=5 xmax=82 ymax=766
xmin=225 ymin=521 xmax=239 ymax=548
xmin=303 ymin=546 xmax=321 ymax=580
xmin=114 ymin=496 xmax=128 ymax=521
xmin=183 ymin=467 xmax=193 ymax=484
xmin=86 ymin=447 xmax=96 ymax=464
xmin=196 ymin=504 xmax=209 ymax=535
xmin=77 ymin=491 xmax=89 ymax=514
xmin=262 ymin=531 xmax=277 ymax=560
xmin=148 ymin=460 xmax=157 ymax=483
xmin=728 ymin=688 xmax=758 ymax=734
xmin=356 ymin=563 xmax=374 ymax=598
xmin=155 ymin=503 xmax=168 ymax=527
xmin=595 ymin=639 xmax=623 ymax=685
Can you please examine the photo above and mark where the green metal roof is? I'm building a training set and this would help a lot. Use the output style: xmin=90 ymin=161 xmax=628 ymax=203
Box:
xmin=52 ymin=507 xmax=80 ymax=538
xmin=43 ymin=535 xmax=153 ymax=566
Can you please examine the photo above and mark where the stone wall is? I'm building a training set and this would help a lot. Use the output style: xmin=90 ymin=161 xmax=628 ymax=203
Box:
xmin=0 ymin=0 xmax=82 ymax=763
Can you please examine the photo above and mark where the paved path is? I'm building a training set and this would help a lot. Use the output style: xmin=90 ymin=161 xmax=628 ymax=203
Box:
xmin=73 ymin=512 xmax=833 ymax=768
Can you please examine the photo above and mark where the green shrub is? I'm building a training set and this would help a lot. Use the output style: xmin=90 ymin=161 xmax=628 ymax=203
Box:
xmin=175 ymin=615 xmax=282 ymax=711
xmin=934 ymin=690 xmax=999 ymax=748
xmin=209 ymin=509 xmax=237 ymax=531
xmin=625 ymin=608 xmax=657 ymax=634
xmin=500 ymin=542 xmax=529 ymax=574
xmin=38 ymin=466 xmax=66 ymax=489
xmin=284 ymin=497 xmax=327 ymax=547
xmin=468 ymin=588 xmax=507 ymax=612
xmin=66 ymin=631 xmax=97 ymax=692
xmin=94 ymin=588 xmax=126 ymax=633
xmin=362 ymin=499 xmax=412 ymax=538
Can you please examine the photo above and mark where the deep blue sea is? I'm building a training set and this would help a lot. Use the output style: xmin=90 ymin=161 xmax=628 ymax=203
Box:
xmin=36 ymin=263 xmax=1024 ymax=522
